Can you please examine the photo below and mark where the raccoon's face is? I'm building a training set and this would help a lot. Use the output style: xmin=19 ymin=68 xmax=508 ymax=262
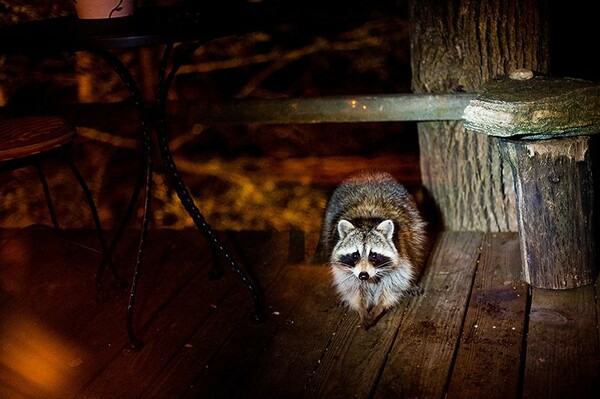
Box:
xmin=330 ymin=219 xmax=400 ymax=282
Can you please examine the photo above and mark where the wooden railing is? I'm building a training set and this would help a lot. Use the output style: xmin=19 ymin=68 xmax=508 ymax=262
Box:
xmin=191 ymin=93 xmax=474 ymax=126
xmin=191 ymin=74 xmax=599 ymax=290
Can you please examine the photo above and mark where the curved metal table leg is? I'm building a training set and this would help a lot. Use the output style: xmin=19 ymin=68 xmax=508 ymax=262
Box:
xmin=64 ymin=149 xmax=123 ymax=288
xmin=156 ymin=43 xmax=223 ymax=281
xmin=156 ymin=42 xmax=267 ymax=324
xmin=96 ymin=148 xmax=145 ymax=292
xmin=94 ymin=48 xmax=155 ymax=350
xmin=125 ymin=127 xmax=153 ymax=351
xmin=95 ymin=41 xmax=268 ymax=351
xmin=156 ymin=131 xmax=267 ymax=324
xmin=93 ymin=50 xmax=148 ymax=293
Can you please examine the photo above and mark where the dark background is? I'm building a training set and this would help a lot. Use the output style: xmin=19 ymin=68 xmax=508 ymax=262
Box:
xmin=0 ymin=0 xmax=598 ymax=232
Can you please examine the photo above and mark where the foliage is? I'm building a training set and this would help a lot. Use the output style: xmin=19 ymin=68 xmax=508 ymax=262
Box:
xmin=0 ymin=1 xmax=416 ymax=233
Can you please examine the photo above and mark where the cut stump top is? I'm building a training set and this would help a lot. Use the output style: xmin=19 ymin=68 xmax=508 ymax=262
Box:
xmin=462 ymin=75 xmax=600 ymax=139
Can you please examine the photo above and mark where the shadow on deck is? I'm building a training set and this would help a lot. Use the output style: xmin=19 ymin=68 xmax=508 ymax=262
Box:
xmin=0 ymin=227 xmax=598 ymax=398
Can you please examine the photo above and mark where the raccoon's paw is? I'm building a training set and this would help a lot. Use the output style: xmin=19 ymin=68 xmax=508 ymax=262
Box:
xmin=361 ymin=314 xmax=374 ymax=330
xmin=361 ymin=309 xmax=385 ymax=330
xmin=406 ymin=285 xmax=423 ymax=297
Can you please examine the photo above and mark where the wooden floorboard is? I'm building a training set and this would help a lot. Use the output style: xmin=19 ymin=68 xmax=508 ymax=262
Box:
xmin=0 ymin=227 xmax=116 ymax=399
xmin=447 ymin=232 xmax=528 ymax=399
xmin=523 ymin=284 xmax=600 ymax=398
xmin=1 ymin=228 xmax=599 ymax=399
xmin=373 ymin=231 xmax=484 ymax=398
xmin=235 ymin=264 xmax=347 ymax=399
xmin=142 ymin=232 xmax=293 ymax=399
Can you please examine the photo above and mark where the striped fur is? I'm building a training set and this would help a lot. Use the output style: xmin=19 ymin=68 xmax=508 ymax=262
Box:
xmin=319 ymin=171 xmax=428 ymax=329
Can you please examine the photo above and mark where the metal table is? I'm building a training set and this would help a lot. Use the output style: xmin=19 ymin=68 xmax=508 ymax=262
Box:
xmin=0 ymin=4 xmax=295 ymax=350
xmin=0 ymin=2 xmax=372 ymax=350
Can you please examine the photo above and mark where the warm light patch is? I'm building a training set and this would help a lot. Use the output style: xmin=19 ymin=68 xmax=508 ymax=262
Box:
xmin=0 ymin=315 xmax=84 ymax=399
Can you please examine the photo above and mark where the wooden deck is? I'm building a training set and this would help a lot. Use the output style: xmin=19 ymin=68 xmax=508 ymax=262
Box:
xmin=0 ymin=227 xmax=599 ymax=398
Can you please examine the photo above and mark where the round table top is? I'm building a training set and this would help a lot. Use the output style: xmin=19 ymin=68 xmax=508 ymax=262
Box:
xmin=0 ymin=2 xmax=369 ymax=53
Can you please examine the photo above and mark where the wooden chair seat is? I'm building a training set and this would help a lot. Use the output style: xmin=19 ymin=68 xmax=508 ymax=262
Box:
xmin=0 ymin=116 xmax=76 ymax=162
xmin=0 ymin=115 xmax=120 ymax=291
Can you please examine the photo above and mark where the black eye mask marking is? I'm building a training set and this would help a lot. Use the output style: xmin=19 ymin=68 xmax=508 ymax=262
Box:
xmin=368 ymin=252 xmax=390 ymax=267
xmin=339 ymin=251 xmax=360 ymax=267
xmin=338 ymin=251 xmax=390 ymax=268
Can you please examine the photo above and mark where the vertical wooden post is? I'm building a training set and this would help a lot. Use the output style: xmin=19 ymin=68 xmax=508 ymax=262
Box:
xmin=463 ymin=75 xmax=600 ymax=289
xmin=500 ymin=137 xmax=595 ymax=288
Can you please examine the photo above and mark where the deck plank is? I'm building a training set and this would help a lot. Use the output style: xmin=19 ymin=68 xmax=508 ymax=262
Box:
xmin=3 ymin=228 xmax=599 ymax=398
xmin=373 ymin=231 xmax=484 ymax=398
xmin=0 ymin=228 xmax=210 ymax=399
xmin=77 ymin=239 xmax=242 ymax=398
xmin=187 ymin=262 xmax=342 ymax=399
xmin=0 ymin=228 xmax=136 ymax=399
xmin=141 ymin=231 xmax=293 ymax=399
xmin=446 ymin=232 xmax=527 ymax=398
xmin=301 ymin=288 xmax=411 ymax=398
xmin=523 ymin=283 xmax=600 ymax=398
xmin=68 ymin=229 xmax=218 ymax=396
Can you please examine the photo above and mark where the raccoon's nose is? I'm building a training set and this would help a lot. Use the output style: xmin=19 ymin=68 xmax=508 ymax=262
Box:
xmin=358 ymin=271 xmax=370 ymax=281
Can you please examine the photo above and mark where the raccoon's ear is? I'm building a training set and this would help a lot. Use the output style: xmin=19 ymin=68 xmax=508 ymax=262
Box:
xmin=337 ymin=219 xmax=355 ymax=239
xmin=376 ymin=220 xmax=395 ymax=240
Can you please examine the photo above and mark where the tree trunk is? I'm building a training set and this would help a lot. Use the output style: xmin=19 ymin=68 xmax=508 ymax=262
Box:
xmin=500 ymin=137 xmax=596 ymax=289
xmin=409 ymin=0 xmax=550 ymax=231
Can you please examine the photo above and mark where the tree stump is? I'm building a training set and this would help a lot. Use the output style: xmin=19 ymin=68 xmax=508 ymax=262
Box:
xmin=463 ymin=74 xmax=599 ymax=289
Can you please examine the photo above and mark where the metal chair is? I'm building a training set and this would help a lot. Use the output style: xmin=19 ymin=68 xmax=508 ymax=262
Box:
xmin=0 ymin=115 xmax=118 ymax=289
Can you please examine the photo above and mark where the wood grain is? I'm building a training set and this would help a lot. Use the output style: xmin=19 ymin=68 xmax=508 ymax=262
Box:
xmin=373 ymin=231 xmax=483 ymax=398
xmin=409 ymin=0 xmax=550 ymax=231
xmin=3 ymin=229 xmax=598 ymax=398
xmin=523 ymin=285 xmax=600 ymax=398
xmin=446 ymin=232 xmax=527 ymax=398
xmin=501 ymin=137 xmax=596 ymax=288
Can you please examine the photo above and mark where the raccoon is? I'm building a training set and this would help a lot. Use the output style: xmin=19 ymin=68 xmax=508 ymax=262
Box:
xmin=319 ymin=171 xmax=428 ymax=329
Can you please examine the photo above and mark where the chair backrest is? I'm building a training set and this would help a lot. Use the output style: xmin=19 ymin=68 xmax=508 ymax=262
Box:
xmin=0 ymin=116 xmax=76 ymax=162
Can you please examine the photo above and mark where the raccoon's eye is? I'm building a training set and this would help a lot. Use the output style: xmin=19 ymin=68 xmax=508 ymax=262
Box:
xmin=368 ymin=252 xmax=388 ymax=266
xmin=339 ymin=252 xmax=360 ymax=266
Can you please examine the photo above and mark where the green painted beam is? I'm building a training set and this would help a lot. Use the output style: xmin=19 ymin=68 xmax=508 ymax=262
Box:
xmin=192 ymin=93 xmax=474 ymax=125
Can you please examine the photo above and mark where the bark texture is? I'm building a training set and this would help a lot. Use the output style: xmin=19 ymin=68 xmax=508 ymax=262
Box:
xmin=409 ymin=0 xmax=550 ymax=231
xmin=463 ymin=76 xmax=600 ymax=138
xmin=500 ymin=137 xmax=596 ymax=289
